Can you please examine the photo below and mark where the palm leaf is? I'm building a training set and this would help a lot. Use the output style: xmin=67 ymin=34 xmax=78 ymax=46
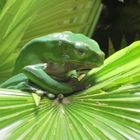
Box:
xmin=0 ymin=41 xmax=140 ymax=140
xmin=83 ymin=41 xmax=140 ymax=89
xmin=0 ymin=0 xmax=39 ymax=83
xmin=20 ymin=0 xmax=102 ymax=47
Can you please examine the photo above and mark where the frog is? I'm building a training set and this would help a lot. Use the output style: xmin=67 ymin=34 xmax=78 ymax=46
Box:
xmin=0 ymin=31 xmax=104 ymax=105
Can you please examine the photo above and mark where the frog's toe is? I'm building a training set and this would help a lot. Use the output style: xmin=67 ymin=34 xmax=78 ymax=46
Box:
xmin=47 ymin=93 xmax=56 ymax=99
xmin=35 ymin=90 xmax=45 ymax=96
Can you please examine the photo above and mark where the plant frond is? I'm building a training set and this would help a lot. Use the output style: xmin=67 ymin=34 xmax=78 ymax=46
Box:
xmin=0 ymin=42 xmax=140 ymax=140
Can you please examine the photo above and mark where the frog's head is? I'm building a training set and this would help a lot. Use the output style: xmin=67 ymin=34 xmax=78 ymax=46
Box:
xmin=13 ymin=31 xmax=104 ymax=74
xmin=61 ymin=32 xmax=105 ymax=70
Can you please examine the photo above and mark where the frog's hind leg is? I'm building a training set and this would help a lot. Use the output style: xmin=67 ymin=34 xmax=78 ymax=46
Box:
xmin=6 ymin=81 xmax=31 ymax=90
xmin=0 ymin=73 xmax=27 ymax=88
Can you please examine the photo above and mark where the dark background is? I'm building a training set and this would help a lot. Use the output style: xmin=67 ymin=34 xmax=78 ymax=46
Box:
xmin=92 ymin=0 xmax=140 ymax=57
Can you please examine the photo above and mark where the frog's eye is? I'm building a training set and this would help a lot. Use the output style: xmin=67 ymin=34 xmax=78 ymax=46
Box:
xmin=75 ymin=42 xmax=86 ymax=56
xmin=77 ymin=49 xmax=86 ymax=56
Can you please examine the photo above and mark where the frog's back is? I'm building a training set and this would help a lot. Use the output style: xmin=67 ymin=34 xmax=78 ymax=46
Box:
xmin=13 ymin=38 xmax=61 ymax=74
xmin=13 ymin=32 xmax=78 ymax=74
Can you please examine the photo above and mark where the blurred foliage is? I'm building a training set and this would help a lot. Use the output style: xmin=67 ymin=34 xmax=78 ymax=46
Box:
xmin=0 ymin=0 xmax=6 ymax=11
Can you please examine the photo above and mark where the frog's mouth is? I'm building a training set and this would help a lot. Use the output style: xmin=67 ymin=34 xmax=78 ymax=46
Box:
xmin=65 ymin=60 xmax=103 ymax=72
xmin=77 ymin=68 xmax=90 ymax=75
xmin=77 ymin=62 xmax=99 ymax=70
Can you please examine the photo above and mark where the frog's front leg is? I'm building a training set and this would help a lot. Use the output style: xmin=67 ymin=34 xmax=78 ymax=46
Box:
xmin=66 ymin=69 xmax=86 ymax=92
xmin=23 ymin=63 xmax=74 ymax=95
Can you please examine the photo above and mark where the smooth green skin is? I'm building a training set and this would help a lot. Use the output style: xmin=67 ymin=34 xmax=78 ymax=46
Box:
xmin=0 ymin=31 xmax=104 ymax=96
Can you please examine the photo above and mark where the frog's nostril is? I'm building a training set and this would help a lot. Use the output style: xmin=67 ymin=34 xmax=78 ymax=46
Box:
xmin=101 ymin=53 xmax=105 ymax=61
xmin=95 ymin=53 xmax=105 ymax=66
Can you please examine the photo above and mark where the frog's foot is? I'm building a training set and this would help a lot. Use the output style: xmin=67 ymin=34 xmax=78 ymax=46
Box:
xmin=21 ymin=82 xmax=56 ymax=99
xmin=21 ymin=84 xmax=45 ymax=96
xmin=47 ymin=93 xmax=56 ymax=99
xmin=30 ymin=88 xmax=56 ymax=100
xmin=54 ymin=94 xmax=71 ymax=105
xmin=57 ymin=94 xmax=64 ymax=102
xmin=32 ymin=88 xmax=45 ymax=96
xmin=67 ymin=78 xmax=86 ymax=94
xmin=32 ymin=91 xmax=56 ymax=107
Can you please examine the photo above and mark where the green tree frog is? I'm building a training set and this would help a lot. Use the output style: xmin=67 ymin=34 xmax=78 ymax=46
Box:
xmin=0 ymin=31 xmax=104 ymax=101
